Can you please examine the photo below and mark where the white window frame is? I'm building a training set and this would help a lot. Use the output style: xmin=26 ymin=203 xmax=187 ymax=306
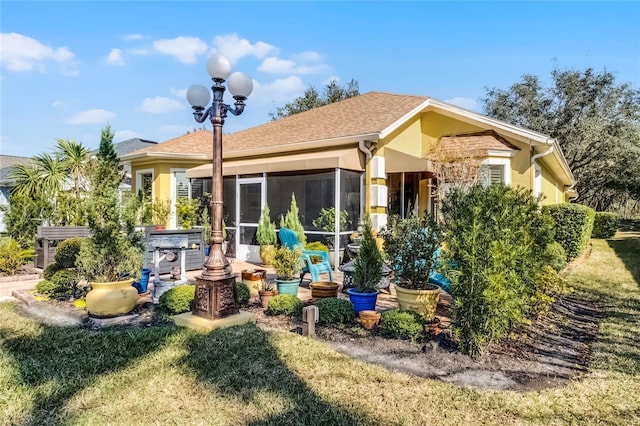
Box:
xmin=135 ymin=168 xmax=155 ymax=199
xmin=480 ymin=158 xmax=511 ymax=186
xmin=170 ymin=168 xmax=189 ymax=229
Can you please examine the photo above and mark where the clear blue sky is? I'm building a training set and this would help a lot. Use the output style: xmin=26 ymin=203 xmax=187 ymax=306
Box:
xmin=1 ymin=1 xmax=639 ymax=157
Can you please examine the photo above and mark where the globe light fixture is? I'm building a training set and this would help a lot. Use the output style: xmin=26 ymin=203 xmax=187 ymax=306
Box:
xmin=186 ymin=54 xmax=253 ymax=319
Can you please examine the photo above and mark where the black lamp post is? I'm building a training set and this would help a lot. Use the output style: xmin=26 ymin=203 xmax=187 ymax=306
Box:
xmin=186 ymin=54 xmax=253 ymax=319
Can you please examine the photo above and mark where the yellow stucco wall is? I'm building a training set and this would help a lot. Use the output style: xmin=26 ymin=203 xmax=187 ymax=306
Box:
xmin=130 ymin=159 xmax=208 ymax=201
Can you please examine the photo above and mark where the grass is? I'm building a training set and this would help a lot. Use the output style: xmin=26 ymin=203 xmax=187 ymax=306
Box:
xmin=1 ymin=233 xmax=639 ymax=425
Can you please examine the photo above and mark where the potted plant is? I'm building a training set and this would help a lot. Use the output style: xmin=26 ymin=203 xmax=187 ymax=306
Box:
xmin=346 ymin=217 xmax=383 ymax=312
xmin=76 ymin=125 xmax=143 ymax=317
xmin=380 ymin=214 xmax=444 ymax=321
xmin=258 ymin=279 xmax=278 ymax=309
xmin=152 ymin=198 xmax=171 ymax=230
xmin=256 ymin=203 xmax=277 ymax=266
xmin=312 ymin=207 xmax=348 ymax=267
xmin=272 ymin=245 xmax=303 ymax=296
xmin=280 ymin=193 xmax=306 ymax=244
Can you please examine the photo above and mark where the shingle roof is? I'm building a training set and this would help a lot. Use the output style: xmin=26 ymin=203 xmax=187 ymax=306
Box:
xmin=0 ymin=155 xmax=32 ymax=184
xmin=432 ymin=130 xmax=520 ymax=160
xmin=125 ymin=91 xmax=429 ymax=158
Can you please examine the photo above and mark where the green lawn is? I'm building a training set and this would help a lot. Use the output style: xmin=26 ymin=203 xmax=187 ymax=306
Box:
xmin=1 ymin=233 xmax=639 ymax=425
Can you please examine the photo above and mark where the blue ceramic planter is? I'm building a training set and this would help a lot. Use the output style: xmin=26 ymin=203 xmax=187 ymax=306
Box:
xmin=276 ymin=279 xmax=300 ymax=296
xmin=346 ymin=288 xmax=379 ymax=313
xmin=133 ymin=267 xmax=152 ymax=294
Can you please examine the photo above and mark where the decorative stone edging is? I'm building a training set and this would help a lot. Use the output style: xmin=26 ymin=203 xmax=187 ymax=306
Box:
xmin=0 ymin=274 xmax=41 ymax=283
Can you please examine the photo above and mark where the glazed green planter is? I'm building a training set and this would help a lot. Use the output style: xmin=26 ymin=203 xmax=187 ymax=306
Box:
xmin=276 ymin=278 xmax=300 ymax=296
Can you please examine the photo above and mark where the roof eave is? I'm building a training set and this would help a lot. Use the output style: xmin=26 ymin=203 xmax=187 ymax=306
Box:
xmin=121 ymin=152 xmax=211 ymax=161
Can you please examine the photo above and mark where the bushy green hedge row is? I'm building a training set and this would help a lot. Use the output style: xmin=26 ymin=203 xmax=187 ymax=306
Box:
xmin=592 ymin=212 xmax=619 ymax=239
xmin=265 ymin=294 xmax=303 ymax=317
xmin=543 ymin=204 xmax=595 ymax=260
xmin=159 ymin=285 xmax=195 ymax=315
xmin=379 ymin=309 xmax=425 ymax=342
xmin=315 ymin=298 xmax=355 ymax=324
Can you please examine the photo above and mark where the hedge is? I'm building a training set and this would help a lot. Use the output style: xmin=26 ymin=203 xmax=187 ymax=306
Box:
xmin=543 ymin=203 xmax=595 ymax=261
xmin=592 ymin=212 xmax=620 ymax=239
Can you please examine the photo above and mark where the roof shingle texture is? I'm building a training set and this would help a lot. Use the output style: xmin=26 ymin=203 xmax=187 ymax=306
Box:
xmin=128 ymin=92 xmax=429 ymax=157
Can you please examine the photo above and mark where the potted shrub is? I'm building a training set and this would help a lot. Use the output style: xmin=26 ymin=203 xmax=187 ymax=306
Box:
xmin=152 ymin=198 xmax=171 ymax=230
xmin=380 ymin=214 xmax=444 ymax=321
xmin=76 ymin=125 xmax=143 ymax=318
xmin=258 ymin=279 xmax=278 ymax=309
xmin=256 ymin=203 xmax=277 ymax=266
xmin=272 ymin=245 xmax=303 ymax=296
xmin=280 ymin=193 xmax=306 ymax=244
xmin=346 ymin=218 xmax=383 ymax=312
xmin=312 ymin=207 xmax=348 ymax=267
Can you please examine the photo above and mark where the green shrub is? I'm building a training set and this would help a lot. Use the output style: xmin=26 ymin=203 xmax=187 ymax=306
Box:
xmin=36 ymin=279 xmax=65 ymax=296
xmin=541 ymin=241 xmax=567 ymax=272
xmin=442 ymin=184 xmax=555 ymax=358
xmin=159 ymin=285 xmax=195 ymax=315
xmin=592 ymin=212 xmax=620 ymax=239
xmin=0 ymin=237 xmax=31 ymax=275
xmin=235 ymin=281 xmax=250 ymax=305
xmin=54 ymin=237 xmax=86 ymax=269
xmin=543 ymin=203 xmax=595 ymax=261
xmin=43 ymin=263 xmax=62 ymax=280
xmin=50 ymin=269 xmax=79 ymax=294
xmin=315 ymin=298 xmax=355 ymax=324
xmin=265 ymin=294 xmax=303 ymax=317
xmin=531 ymin=265 xmax=572 ymax=317
xmin=379 ymin=309 xmax=425 ymax=341
xmin=305 ymin=241 xmax=329 ymax=252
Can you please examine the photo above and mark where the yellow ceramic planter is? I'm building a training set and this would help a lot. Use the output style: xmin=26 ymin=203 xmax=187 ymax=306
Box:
xmin=86 ymin=278 xmax=138 ymax=318
xmin=394 ymin=283 xmax=440 ymax=321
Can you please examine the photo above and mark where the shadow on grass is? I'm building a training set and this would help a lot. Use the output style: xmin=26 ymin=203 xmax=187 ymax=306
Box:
xmin=182 ymin=322 xmax=374 ymax=425
xmin=0 ymin=305 xmax=179 ymax=425
xmin=606 ymin=233 xmax=640 ymax=287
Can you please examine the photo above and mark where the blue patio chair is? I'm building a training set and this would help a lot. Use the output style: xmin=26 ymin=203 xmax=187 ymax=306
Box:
xmin=279 ymin=228 xmax=333 ymax=283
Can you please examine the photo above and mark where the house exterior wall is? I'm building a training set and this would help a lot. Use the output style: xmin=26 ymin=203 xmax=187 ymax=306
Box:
xmin=131 ymin=159 xmax=208 ymax=202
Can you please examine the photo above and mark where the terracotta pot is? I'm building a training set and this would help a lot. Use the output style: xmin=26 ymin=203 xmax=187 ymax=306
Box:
xmin=258 ymin=289 xmax=278 ymax=309
xmin=309 ymin=281 xmax=339 ymax=298
xmin=86 ymin=278 xmax=138 ymax=318
xmin=394 ymin=282 xmax=440 ymax=321
xmin=359 ymin=310 xmax=381 ymax=330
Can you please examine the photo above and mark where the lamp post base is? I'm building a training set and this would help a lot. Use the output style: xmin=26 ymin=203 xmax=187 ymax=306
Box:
xmin=192 ymin=275 xmax=239 ymax=319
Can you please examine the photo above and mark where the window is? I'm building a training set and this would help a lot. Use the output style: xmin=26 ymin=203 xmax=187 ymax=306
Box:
xmin=480 ymin=159 xmax=511 ymax=186
xmin=135 ymin=169 xmax=154 ymax=198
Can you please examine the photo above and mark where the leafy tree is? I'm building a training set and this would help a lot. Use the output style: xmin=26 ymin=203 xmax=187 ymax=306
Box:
xmin=1 ymin=193 xmax=53 ymax=248
xmin=482 ymin=68 xmax=640 ymax=212
xmin=269 ymin=79 xmax=360 ymax=120
xmin=55 ymin=138 xmax=91 ymax=201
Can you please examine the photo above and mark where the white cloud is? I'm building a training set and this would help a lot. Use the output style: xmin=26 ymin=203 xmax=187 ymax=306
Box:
xmin=115 ymin=130 xmax=142 ymax=140
xmin=127 ymin=48 xmax=148 ymax=56
xmin=123 ymin=34 xmax=144 ymax=41
xmin=137 ymin=96 xmax=185 ymax=114
xmin=212 ymin=34 xmax=276 ymax=64
xmin=169 ymin=87 xmax=187 ymax=99
xmin=157 ymin=124 xmax=192 ymax=135
xmin=51 ymin=100 xmax=66 ymax=108
xmin=295 ymin=51 xmax=322 ymax=62
xmin=445 ymin=97 xmax=479 ymax=111
xmin=106 ymin=48 xmax=125 ymax=66
xmin=258 ymin=57 xmax=327 ymax=75
xmin=153 ymin=36 xmax=207 ymax=64
xmin=250 ymin=76 xmax=306 ymax=105
xmin=67 ymin=109 xmax=116 ymax=124
xmin=0 ymin=32 xmax=76 ymax=73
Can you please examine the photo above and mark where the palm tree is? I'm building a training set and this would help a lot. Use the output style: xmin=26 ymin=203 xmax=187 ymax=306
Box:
xmin=55 ymin=138 xmax=91 ymax=200
xmin=8 ymin=163 xmax=41 ymax=198
xmin=33 ymin=152 xmax=67 ymax=198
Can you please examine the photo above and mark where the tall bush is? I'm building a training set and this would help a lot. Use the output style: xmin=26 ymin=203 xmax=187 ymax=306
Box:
xmin=592 ymin=212 xmax=620 ymax=239
xmin=441 ymin=184 xmax=554 ymax=358
xmin=280 ymin=193 xmax=306 ymax=244
xmin=0 ymin=237 xmax=34 ymax=275
xmin=543 ymin=203 xmax=595 ymax=260
xmin=257 ymin=203 xmax=277 ymax=245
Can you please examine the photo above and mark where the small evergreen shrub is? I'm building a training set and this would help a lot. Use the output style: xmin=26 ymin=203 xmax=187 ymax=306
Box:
xmin=35 ymin=279 xmax=65 ymax=296
xmin=43 ymin=263 xmax=61 ymax=280
xmin=49 ymin=269 xmax=79 ymax=294
xmin=543 ymin=203 xmax=595 ymax=260
xmin=265 ymin=294 xmax=303 ymax=317
xmin=54 ymin=237 xmax=86 ymax=269
xmin=531 ymin=265 xmax=572 ymax=317
xmin=379 ymin=309 xmax=425 ymax=341
xmin=235 ymin=281 xmax=250 ymax=305
xmin=0 ymin=237 xmax=30 ymax=275
xmin=315 ymin=298 xmax=355 ymax=324
xmin=592 ymin=212 xmax=620 ymax=239
xmin=305 ymin=241 xmax=329 ymax=252
xmin=541 ymin=241 xmax=567 ymax=272
xmin=159 ymin=285 xmax=195 ymax=315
